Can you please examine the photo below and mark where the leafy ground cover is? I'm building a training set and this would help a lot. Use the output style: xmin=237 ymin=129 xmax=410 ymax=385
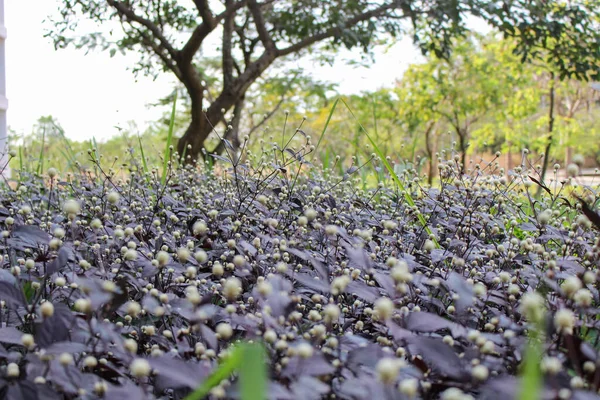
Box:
xmin=0 ymin=138 xmax=599 ymax=400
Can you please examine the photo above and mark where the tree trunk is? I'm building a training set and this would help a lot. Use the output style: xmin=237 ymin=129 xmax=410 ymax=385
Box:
xmin=176 ymin=91 xmax=210 ymax=163
xmin=176 ymin=52 xmax=276 ymax=164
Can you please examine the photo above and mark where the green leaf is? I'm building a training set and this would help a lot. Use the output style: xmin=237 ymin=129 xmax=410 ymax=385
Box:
xmin=184 ymin=344 xmax=243 ymax=400
xmin=312 ymin=97 xmax=339 ymax=160
xmin=23 ymin=281 xmax=35 ymax=303
xmin=518 ymin=320 xmax=544 ymax=400
xmin=36 ymin=129 xmax=46 ymax=176
xmin=239 ymin=343 xmax=267 ymax=400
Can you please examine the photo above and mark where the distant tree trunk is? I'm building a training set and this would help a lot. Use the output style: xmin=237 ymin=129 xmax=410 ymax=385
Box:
xmin=176 ymin=52 xmax=276 ymax=163
xmin=457 ymin=128 xmax=468 ymax=174
xmin=177 ymin=89 xmax=209 ymax=162
xmin=211 ymin=96 xmax=245 ymax=161
xmin=565 ymin=146 xmax=573 ymax=167
xmin=506 ymin=145 xmax=513 ymax=174
xmin=538 ymin=71 xmax=556 ymax=190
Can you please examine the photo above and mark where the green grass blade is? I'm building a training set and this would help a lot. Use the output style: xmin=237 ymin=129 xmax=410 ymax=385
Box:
xmin=311 ymin=97 xmax=339 ymax=160
xmin=36 ymin=129 xmax=46 ymax=176
xmin=184 ymin=345 xmax=242 ymax=400
xmin=161 ymin=91 xmax=178 ymax=186
xmin=55 ymin=123 xmax=77 ymax=166
xmin=58 ymin=149 xmax=74 ymax=173
xmin=18 ymin=146 xmax=23 ymax=182
xmin=137 ymin=133 xmax=150 ymax=183
xmin=339 ymin=97 xmax=438 ymax=247
xmin=239 ymin=343 xmax=267 ymax=400
xmin=519 ymin=322 xmax=544 ymax=400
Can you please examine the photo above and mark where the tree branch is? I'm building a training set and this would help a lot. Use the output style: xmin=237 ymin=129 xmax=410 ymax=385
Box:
xmin=276 ymin=2 xmax=398 ymax=57
xmin=223 ymin=0 xmax=235 ymax=89
xmin=247 ymin=94 xmax=285 ymax=137
xmin=193 ymin=0 xmax=215 ymax=24
xmin=134 ymin=26 xmax=182 ymax=80
xmin=180 ymin=0 xmax=248 ymax=64
xmin=248 ymin=0 xmax=277 ymax=53
xmin=106 ymin=0 xmax=178 ymax=60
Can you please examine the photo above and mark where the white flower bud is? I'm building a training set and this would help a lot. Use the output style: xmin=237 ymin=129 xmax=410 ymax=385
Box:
xmin=6 ymin=363 xmax=19 ymax=378
xmin=471 ymin=364 xmax=489 ymax=381
xmin=374 ymin=297 xmax=394 ymax=320
xmin=40 ymin=301 xmax=54 ymax=318
xmin=554 ymin=308 xmax=575 ymax=335
xmin=130 ymin=358 xmax=151 ymax=378
xmin=376 ymin=358 xmax=403 ymax=384
xmin=216 ymin=323 xmax=233 ymax=340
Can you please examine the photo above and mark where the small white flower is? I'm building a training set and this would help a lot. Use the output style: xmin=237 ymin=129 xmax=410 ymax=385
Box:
xmin=177 ymin=247 xmax=190 ymax=263
xmin=124 ymin=338 xmax=138 ymax=354
xmin=441 ymin=388 xmax=473 ymax=400
xmin=124 ymin=249 xmax=138 ymax=261
xmin=471 ymin=364 xmax=489 ymax=381
xmin=541 ymin=356 xmax=562 ymax=375
xmin=574 ymin=289 xmax=593 ymax=307
xmin=325 ymin=225 xmax=338 ymax=235
xmin=192 ymin=220 xmax=208 ymax=235
xmin=554 ymin=308 xmax=575 ymax=335
xmin=84 ymin=356 xmax=98 ymax=368
xmin=233 ymin=255 xmax=245 ymax=268
xmin=59 ymin=352 xmax=74 ymax=366
xmin=107 ymin=190 xmax=120 ymax=205
xmin=519 ymin=291 xmax=545 ymax=322
xmin=374 ymin=297 xmax=394 ymax=320
xmin=130 ymin=358 xmax=151 ymax=378
xmin=296 ymin=342 xmax=314 ymax=359
xmin=212 ymin=262 xmax=224 ymax=277
xmin=40 ymin=301 xmax=54 ymax=318
xmin=21 ymin=334 xmax=35 ymax=349
xmin=223 ymin=277 xmax=242 ymax=300
xmin=6 ymin=363 xmax=19 ymax=378
xmin=194 ymin=250 xmax=208 ymax=263
xmin=216 ymin=323 xmax=233 ymax=340
xmin=537 ymin=209 xmax=552 ymax=225
xmin=567 ymin=163 xmax=580 ymax=177
xmin=156 ymin=251 xmax=170 ymax=267
xmin=398 ymin=378 xmax=418 ymax=397
xmin=562 ymin=276 xmax=582 ymax=298
xmin=376 ymin=358 xmax=403 ymax=384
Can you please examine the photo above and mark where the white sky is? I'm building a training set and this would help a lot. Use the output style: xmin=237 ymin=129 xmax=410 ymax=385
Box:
xmin=6 ymin=1 xmax=425 ymax=142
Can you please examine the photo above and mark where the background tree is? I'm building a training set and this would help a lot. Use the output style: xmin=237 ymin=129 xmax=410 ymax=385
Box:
xmin=48 ymin=0 xmax=600 ymax=163
xmin=395 ymin=35 xmax=512 ymax=173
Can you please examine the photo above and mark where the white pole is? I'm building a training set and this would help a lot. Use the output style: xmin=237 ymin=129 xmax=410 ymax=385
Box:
xmin=0 ymin=0 xmax=8 ymax=177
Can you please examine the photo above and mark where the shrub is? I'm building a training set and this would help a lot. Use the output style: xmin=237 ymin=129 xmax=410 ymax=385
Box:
xmin=0 ymin=141 xmax=598 ymax=400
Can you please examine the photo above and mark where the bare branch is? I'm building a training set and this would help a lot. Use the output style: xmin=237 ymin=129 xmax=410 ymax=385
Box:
xmin=193 ymin=0 xmax=215 ymax=24
xmin=179 ymin=25 xmax=214 ymax=64
xmin=248 ymin=0 xmax=277 ymax=53
xmin=247 ymin=95 xmax=284 ymax=137
xmin=133 ymin=26 xmax=183 ymax=80
xmin=277 ymin=2 xmax=398 ymax=57
xmin=106 ymin=0 xmax=178 ymax=59
xmin=180 ymin=0 xmax=248 ymax=64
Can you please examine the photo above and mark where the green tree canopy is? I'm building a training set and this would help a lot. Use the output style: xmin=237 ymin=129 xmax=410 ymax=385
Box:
xmin=47 ymin=0 xmax=600 ymax=163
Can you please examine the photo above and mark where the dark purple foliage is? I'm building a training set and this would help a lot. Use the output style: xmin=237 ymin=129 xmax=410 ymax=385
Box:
xmin=0 ymin=150 xmax=597 ymax=400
